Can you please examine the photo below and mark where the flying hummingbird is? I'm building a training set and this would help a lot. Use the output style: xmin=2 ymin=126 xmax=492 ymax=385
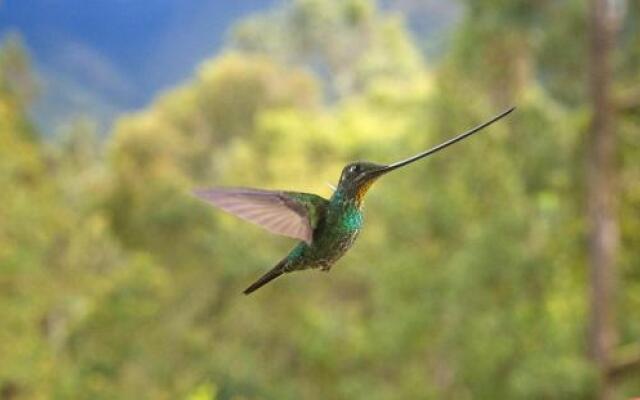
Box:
xmin=194 ymin=107 xmax=515 ymax=295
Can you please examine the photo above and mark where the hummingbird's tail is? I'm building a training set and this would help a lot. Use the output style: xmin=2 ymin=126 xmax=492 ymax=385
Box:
xmin=243 ymin=261 xmax=286 ymax=295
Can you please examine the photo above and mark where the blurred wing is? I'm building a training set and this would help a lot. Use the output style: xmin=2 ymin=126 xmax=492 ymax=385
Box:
xmin=193 ymin=187 xmax=328 ymax=244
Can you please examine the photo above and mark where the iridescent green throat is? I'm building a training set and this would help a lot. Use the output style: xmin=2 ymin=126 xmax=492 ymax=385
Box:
xmin=330 ymin=188 xmax=364 ymax=231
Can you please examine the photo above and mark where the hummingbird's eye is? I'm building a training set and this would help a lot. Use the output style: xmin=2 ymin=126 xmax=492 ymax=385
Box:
xmin=349 ymin=165 xmax=360 ymax=174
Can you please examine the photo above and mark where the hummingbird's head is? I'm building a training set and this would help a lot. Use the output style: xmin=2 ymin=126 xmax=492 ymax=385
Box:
xmin=337 ymin=161 xmax=387 ymax=203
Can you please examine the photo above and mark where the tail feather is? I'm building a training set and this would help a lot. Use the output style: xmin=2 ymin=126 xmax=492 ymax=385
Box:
xmin=243 ymin=262 xmax=285 ymax=295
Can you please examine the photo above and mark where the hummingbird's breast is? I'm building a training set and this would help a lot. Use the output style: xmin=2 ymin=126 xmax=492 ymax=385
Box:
xmin=311 ymin=205 xmax=362 ymax=269
xmin=283 ymin=190 xmax=364 ymax=272
xmin=305 ymin=198 xmax=364 ymax=269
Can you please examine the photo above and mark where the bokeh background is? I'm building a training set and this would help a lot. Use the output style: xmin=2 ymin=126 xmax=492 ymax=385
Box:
xmin=1 ymin=1 xmax=639 ymax=399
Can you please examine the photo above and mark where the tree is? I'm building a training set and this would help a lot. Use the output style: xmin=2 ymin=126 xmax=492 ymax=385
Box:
xmin=586 ymin=0 xmax=619 ymax=398
xmin=587 ymin=0 xmax=640 ymax=398
xmin=230 ymin=0 xmax=424 ymax=98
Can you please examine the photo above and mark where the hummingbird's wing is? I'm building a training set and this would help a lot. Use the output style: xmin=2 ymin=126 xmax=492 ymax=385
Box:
xmin=193 ymin=187 xmax=328 ymax=244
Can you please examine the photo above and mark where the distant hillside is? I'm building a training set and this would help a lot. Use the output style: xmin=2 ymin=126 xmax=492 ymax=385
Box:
xmin=0 ymin=0 xmax=458 ymax=135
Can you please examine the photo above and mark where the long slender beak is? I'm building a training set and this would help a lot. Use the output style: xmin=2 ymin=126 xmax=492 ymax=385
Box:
xmin=375 ymin=107 xmax=515 ymax=176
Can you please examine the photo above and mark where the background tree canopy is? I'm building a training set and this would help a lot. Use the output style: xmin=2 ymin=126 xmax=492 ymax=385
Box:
xmin=0 ymin=1 xmax=639 ymax=399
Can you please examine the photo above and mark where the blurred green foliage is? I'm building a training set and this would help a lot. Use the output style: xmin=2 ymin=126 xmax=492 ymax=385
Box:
xmin=1 ymin=1 xmax=639 ymax=399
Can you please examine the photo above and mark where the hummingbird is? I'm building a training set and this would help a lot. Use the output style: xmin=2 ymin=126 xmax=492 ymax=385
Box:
xmin=194 ymin=107 xmax=515 ymax=295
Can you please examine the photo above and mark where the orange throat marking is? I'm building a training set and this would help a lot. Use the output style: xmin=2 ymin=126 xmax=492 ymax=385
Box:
xmin=355 ymin=179 xmax=376 ymax=205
